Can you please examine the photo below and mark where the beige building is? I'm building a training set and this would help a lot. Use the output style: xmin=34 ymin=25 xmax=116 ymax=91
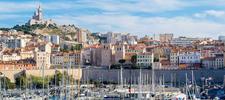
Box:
xmin=34 ymin=43 xmax=52 ymax=69
xmin=159 ymin=33 xmax=173 ymax=43
xmin=114 ymin=44 xmax=126 ymax=63
xmin=51 ymin=51 xmax=83 ymax=68
xmin=90 ymin=47 xmax=102 ymax=66
xmin=100 ymin=44 xmax=115 ymax=67
xmin=20 ymin=50 xmax=34 ymax=59
xmin=35 ymin=51 xmax=51 ymax=69
xmin=77 ymin=28 xmax=87 ymax=43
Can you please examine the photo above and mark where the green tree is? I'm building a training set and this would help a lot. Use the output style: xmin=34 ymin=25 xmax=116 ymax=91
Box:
xmin=154 ymin=57 xmax=159 ymax=62
xmin=51 ymin=70 xmax=63 ymax=86
xmin=0 ymin=76 xmax=15 ymax=89
xmin=148 ymin=65 xmax=152 ymax=70
xmin=73 ymin=44 xmax=82 ymax=50
xmin=62 ymin=45 xmax=69 ymax=52
xmin=71 ymin=45 xmax=75 ymax=51
xmin=30 ymin=75 xmax=49 ymax=89
xmin=50 ymin=70 xmax=74 ymax=86
xmin=131 ymin=55 xmax=138 ymax=69
xmin=110 ymin=64 xmax=120 ymax=69
xmin=119 ymin=59 xmax=126 ymax=64
xmin=15 ymin=73 xmax=27 ymax=89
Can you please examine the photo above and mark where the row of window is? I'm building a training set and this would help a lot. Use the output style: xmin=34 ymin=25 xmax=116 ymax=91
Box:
xmin=137 ymin=55 xmax=152 ymax=58
xmin=137 ymin=59 xmax=152 ymax=62
xmin=137 ymin=63 xmax=151 ymax=66
xmin=171 ymin=56 xmax=199 ymax=59
xmin=180 ymin=56 xmax=199 ymax=59
xmin=53 ymin=62 xmax=80 ymax=65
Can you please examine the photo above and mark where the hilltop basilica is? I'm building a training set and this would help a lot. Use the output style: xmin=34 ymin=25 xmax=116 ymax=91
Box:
xmin=27 ymin=5 xmax=54 ymax=25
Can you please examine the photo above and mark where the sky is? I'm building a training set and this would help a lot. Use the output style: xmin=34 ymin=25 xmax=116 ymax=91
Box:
xmin=0 ymin=0 xmax=225 ymax=38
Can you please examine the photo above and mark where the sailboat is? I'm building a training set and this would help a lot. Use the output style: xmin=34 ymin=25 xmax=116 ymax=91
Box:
xmin=185 ymin=71 xmax=201 ymax=100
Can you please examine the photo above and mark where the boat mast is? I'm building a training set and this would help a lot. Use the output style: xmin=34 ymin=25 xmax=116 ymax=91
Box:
xmin=152 ymin=60 xmax=155 ymax=94
xmin=120 ymin=64 xmax=123 ymax=87
xmin=151 ymin=34 xmax=155 ymax=100
xmin=185 ymin=73 xmax=188 ymax=96
xmin=191 ymin=70 xmax=195 ymax=95
xmin=138 ymin=67 xmax=142 ymax=99
xmin=224 ymin=75 xmax=225 ymax=88
xmin=42 ymin=63 xmax=45 ymax=99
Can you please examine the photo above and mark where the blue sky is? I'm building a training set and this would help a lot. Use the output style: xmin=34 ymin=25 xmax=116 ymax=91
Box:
xmin=1 ymin=0 xmax=225 ymax=38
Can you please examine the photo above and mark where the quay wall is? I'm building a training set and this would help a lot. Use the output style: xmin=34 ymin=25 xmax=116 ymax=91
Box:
xmin=81 ymin=69 xmax=225 ymax=85
xmin=0 ymin=69 xmax=82 ymax=83
xmin=1 ymin=68 xmax=225 ymax=85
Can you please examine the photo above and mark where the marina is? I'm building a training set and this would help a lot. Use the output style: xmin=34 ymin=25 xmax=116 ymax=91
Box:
xmin=0 ymin=68 xmax=225 ymax=99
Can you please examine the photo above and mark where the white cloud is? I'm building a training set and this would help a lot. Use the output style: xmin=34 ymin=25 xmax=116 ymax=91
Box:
xmin=194 ymin=10 xmax=225 ymax=19
xmin=205 ymin=10 xmax=225 ymax=18
xmin=53 ymin=14 xmax=225 ymax=38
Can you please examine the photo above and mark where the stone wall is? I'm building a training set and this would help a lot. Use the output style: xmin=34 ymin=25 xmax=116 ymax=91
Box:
xmin=0 ymin=69 xmax=82 ymax=83
xmin=81 ymin=69 xmax=225 ymax=85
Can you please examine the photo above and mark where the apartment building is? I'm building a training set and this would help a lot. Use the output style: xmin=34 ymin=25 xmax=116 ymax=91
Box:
xmin=136 ymin=52 xmax=154 ymax=68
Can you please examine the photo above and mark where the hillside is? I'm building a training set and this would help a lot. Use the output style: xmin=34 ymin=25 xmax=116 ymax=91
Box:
xmin=8 ymin=24 xmax=93 ymax=41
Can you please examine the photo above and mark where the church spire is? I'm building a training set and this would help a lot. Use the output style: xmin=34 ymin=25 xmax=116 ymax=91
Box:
xmin=38 ymin=4 xmax=42 ymax=12
xmin=28 ymin=3 xmax=54 ymax=25
xmin=37 ymin=4 xmax=43 ymax=20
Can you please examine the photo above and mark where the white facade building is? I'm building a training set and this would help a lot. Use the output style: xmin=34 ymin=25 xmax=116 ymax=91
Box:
xmin=170 ymin=51 xmax=201 ymax=65
xmin=44 ymin=35 xmax=60 ymax=45
xmin=178 ymin=51 xmax=201 ymax=64
xmin=202 ymin=54 xmax=224 ymax=69
xmin=170 ymin=37 xmax=198 ymax=46
xmin=105 ymin=32 xmax=137 ymax=44
xmin=51 ymin=35 xmax=60 ymax=44
xmin=170 ymin=52 xmax=179 ymax=64
xmin=0 ymin=53 xmax=21 ymax=61
xmin=136 ymin=52 xmax=154 ymax=67
xmin=127 ymin=37 xmax=137 ymax=45
xmin=0 ymin=36 xmax=27 ymax=48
